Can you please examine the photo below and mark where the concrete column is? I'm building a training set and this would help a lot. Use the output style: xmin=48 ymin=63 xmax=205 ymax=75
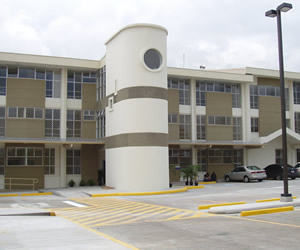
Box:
xmin=59 ymin=145 xmax=67 ymax=187
xmin=105 ymin=24 xmax=169 ymax=192
xmin=60 ymin=68 xmax=67 ymax=139
xmin=191 ymin=79 xmax=197 ymax=142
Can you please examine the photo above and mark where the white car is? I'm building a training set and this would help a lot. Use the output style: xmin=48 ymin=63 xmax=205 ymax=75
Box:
xmin=224 ymin=166 xmax=267 ymax=183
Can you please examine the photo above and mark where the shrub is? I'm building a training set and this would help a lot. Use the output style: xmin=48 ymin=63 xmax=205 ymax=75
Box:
xmin=68 ymin=180 xmax=75 ymax=187
xmin=79 ymin=180 xmax=86 ymax=186
xmin=87 ymin=179 xmax=95 ymax=186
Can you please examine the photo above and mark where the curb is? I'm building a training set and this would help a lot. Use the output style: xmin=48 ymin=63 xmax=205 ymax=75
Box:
xmin=256 ymin=196 xmax=298 ymax=203
xmin=198 ymin=181 xmax=217 ymax=184
xmin=198 ymin=202 xmax=246 ymax=210
xmin=0 ymin=192 xmax=53 ymax=197
xmin=240 ymin=206 xmax=294 ymax=216
xmin=91 ymin=186 xmax=204 ymax=197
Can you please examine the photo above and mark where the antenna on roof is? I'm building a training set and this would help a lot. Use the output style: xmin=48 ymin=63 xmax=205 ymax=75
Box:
xmin=200 ymin=65 xmax=206 ymax=70
xmin=183 ymin=53 xmax=185 ymax=68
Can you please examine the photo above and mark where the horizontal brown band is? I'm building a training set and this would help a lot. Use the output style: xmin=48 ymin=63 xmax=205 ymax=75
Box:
xmin=105 ymin=132 xmax=168 ymax=149
xmin=98 ymin=86 xmax=168 ymax=110
xmin=114 ymin=86 xmax=168 ymax=103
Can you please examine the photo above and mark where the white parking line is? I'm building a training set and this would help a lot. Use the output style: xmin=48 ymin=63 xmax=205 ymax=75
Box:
xmin=63 ymin=201 xmax=87 ymax=207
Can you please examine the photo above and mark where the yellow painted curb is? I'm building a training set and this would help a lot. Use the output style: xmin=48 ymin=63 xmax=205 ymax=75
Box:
xmin=256 ymin=196 xmax=298 ymax=203
xmin=91 ymin=186 xmax=205 ymax=197
xmin=186 ymin=186 xmax=205 ymax=189
xmin=0 ymin=193 xmax=19 ymax=197
xmin=49 ymin=211 xmax=56 ymax=216
xmin=198 ymin=181 xmax=217 ymax=184
xmin=20 ymin=192 xmax=53 ymax=196
xmin=198 ymin=202 xmax=246 ymax=210
xmin=240 ymin=206 xmax=294 ymax=216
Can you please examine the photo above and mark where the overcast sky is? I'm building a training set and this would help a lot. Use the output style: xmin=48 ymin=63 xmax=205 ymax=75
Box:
xmin=0 ymin=0 xmax=299 ymax=71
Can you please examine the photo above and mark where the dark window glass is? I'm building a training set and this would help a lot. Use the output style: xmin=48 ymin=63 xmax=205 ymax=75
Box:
xmin=19 ymin=68 xmax=35 ymax=78
xmin=8 ymin=67 xmax=18 ymax=77
xmin=144 ymin=49 xmax=162 ymax=70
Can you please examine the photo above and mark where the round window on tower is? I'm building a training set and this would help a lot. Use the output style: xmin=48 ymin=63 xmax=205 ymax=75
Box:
xmin=143 ymin=49 xmax=162 ymax=71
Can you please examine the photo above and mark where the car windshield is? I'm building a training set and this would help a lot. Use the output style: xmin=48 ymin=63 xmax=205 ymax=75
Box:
xmin=246 ymin=166 xmax=260 ymax=170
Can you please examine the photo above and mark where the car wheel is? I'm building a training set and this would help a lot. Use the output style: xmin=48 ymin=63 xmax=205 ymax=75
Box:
xmin=243 ymin=176 xmax=250 ymax=183
xmin=291 ymin=177 xmax=296 ymax=180
xmin=258 ymin=179 xmax=263 ymax=182
xmin=276 ymin=175 xmax=282 ymax=180
xmin=225 ymin=176 xmax=230 ymax=182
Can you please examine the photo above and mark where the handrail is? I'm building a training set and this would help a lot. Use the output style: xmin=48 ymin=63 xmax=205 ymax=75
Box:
xmin=4 ymin=177 xmax=39 ymax=190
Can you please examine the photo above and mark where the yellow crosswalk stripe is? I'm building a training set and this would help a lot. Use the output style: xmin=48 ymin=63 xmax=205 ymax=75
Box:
xmin=53 ymin=197 xmax=209 ymax=228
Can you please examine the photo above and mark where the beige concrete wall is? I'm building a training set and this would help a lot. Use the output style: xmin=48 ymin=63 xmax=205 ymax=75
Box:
xmin=7 ymin=78 xmax=45 ymax=107
xmin=6 ymin=120 xmax=44 ymax=138
xmin=257 ymin=77 xmax=280 ymax=87
xmin=168 ymin=124 xmax=179 ymax=141
xmin=206 ymin=92 xmax=232 ymax=141
xmin=206 ymin=92 xmax=232 ymax=116
xmin=82 ymin=121 xmax=96 ymax=139
xmin=168 ymin=89 xmax=179 ymax=113
xmin=81 ymin=144 xmax=98 ymax=184
xmin=5 ymin=167 xmax=44 ymax=190
xmin=259 ymin=96 xmax=281 ymax=136
xmin=82 ymin=84 xmax=97 ymax=110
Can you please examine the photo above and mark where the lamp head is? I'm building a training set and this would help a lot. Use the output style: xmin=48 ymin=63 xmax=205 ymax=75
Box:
xmin=265 ymin=9 xmax=277 ymax=17
xmin=277 ymin=2 xmax=293 ymax=12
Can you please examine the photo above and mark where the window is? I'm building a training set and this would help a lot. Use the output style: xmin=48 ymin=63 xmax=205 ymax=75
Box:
xmin=179 ymin=149 xmax=192 ymax=167
xmin=295 ymin=113 xmax=300 ymax=134
xmin=234 ymin=149 xmax=243 ymax=167
xmin=7 ymin=107 xmax=43 ymax=119
xmin=168 ymin=79 xmax=190 ymax=105
xmin=97 ymin=66 xmax=106 ymax=101
xmin=197 ymin=149 xmax=207 ymax=172
xmin=250 ymin=85 xmax=258 ymax=109
xmin=0 ymin=107 xmax=5 ymax=136
xmin=208 ymin=149 xmax=232 ymax=164
xmin=45 ymin=148 xmax=55 ymax=175
xmin=195 ymin=82 xmax=206 ymax=106
xmin=45 ymin=109 xmax=60 ymax=138
xmin=294 ymin=81 xmax=300 ymax=104
xmin=82 ymin=72 xmax=97 ymax=83
xmin=0 ymin=148 xmax=4 ymax=175
xmin=0 ymin=66 xmax=6 ymax=96
xmin=208 ymin=116 xmax=231 ymax=125
xmin=96 ymin=110 xmax=105 ymax=138
xmin=251 ymin=117 xmax=259 ymax=132
xmin=45 ymin=70 xmax=61 ymax=98
xmin=67 ymin=110 xmax=81 ymax=138
xmin=168 ymin=114 xmax=177 ymax=124
xmin=179 ymin=114 xmax=191 ymax=139
xmin=8 ymin=66 xmax=18 ymax=77
xmin=179 ymin=80 xmax=190 ymax=105
xmin=196 ymin=81 xmax=241 ymax=108
xmin=196 ymin=115 xmax=206 ymax=140
xmin=169 ymin=148 xmax=179 ymax=165
xmin=275 ymin=149 xmax=282 ymax=164
xmin=144 ymin=49 xmax=162 ymax=70
xmin=7 ymin=147 xmax=43 ymax=166
xmin=233 ymin=117 xmax=242 ymax=140
xmin=68 ymin=71 xmax=82 ymax=99
xmin=66 ymin=149 xmax=80 ymax=174
xmin=296 ymin=148 xmax=300 ymax=162
xmin=83 ymin=110 xmax=96 ymax=120
xmin=19 ymin=68 xmax=35 ymax=78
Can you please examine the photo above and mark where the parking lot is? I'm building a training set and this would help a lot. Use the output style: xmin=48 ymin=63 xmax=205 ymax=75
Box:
xmin=1 ymin=179 xmax=300 ymax=249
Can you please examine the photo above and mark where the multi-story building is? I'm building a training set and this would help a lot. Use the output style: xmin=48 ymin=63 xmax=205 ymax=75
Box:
xmin=1 ymin=23 xmax=300 ymax=191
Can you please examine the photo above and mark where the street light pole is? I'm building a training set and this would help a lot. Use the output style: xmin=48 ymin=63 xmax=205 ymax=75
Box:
xmin=265 ymin=2 xmax=293 ymax=202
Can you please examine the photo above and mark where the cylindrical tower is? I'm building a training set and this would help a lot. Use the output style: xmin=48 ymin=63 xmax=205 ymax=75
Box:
xmin=105 ymin=24 xmax=169 ymax=191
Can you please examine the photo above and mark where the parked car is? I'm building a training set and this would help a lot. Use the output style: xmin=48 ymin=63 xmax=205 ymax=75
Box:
xmin=264 ymin=164 xmax=298 ymax=180
xmin=224 ymin=166 xmax=266 ymax=183
xmin=294 ymin=162 xmax=300 ymax=177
